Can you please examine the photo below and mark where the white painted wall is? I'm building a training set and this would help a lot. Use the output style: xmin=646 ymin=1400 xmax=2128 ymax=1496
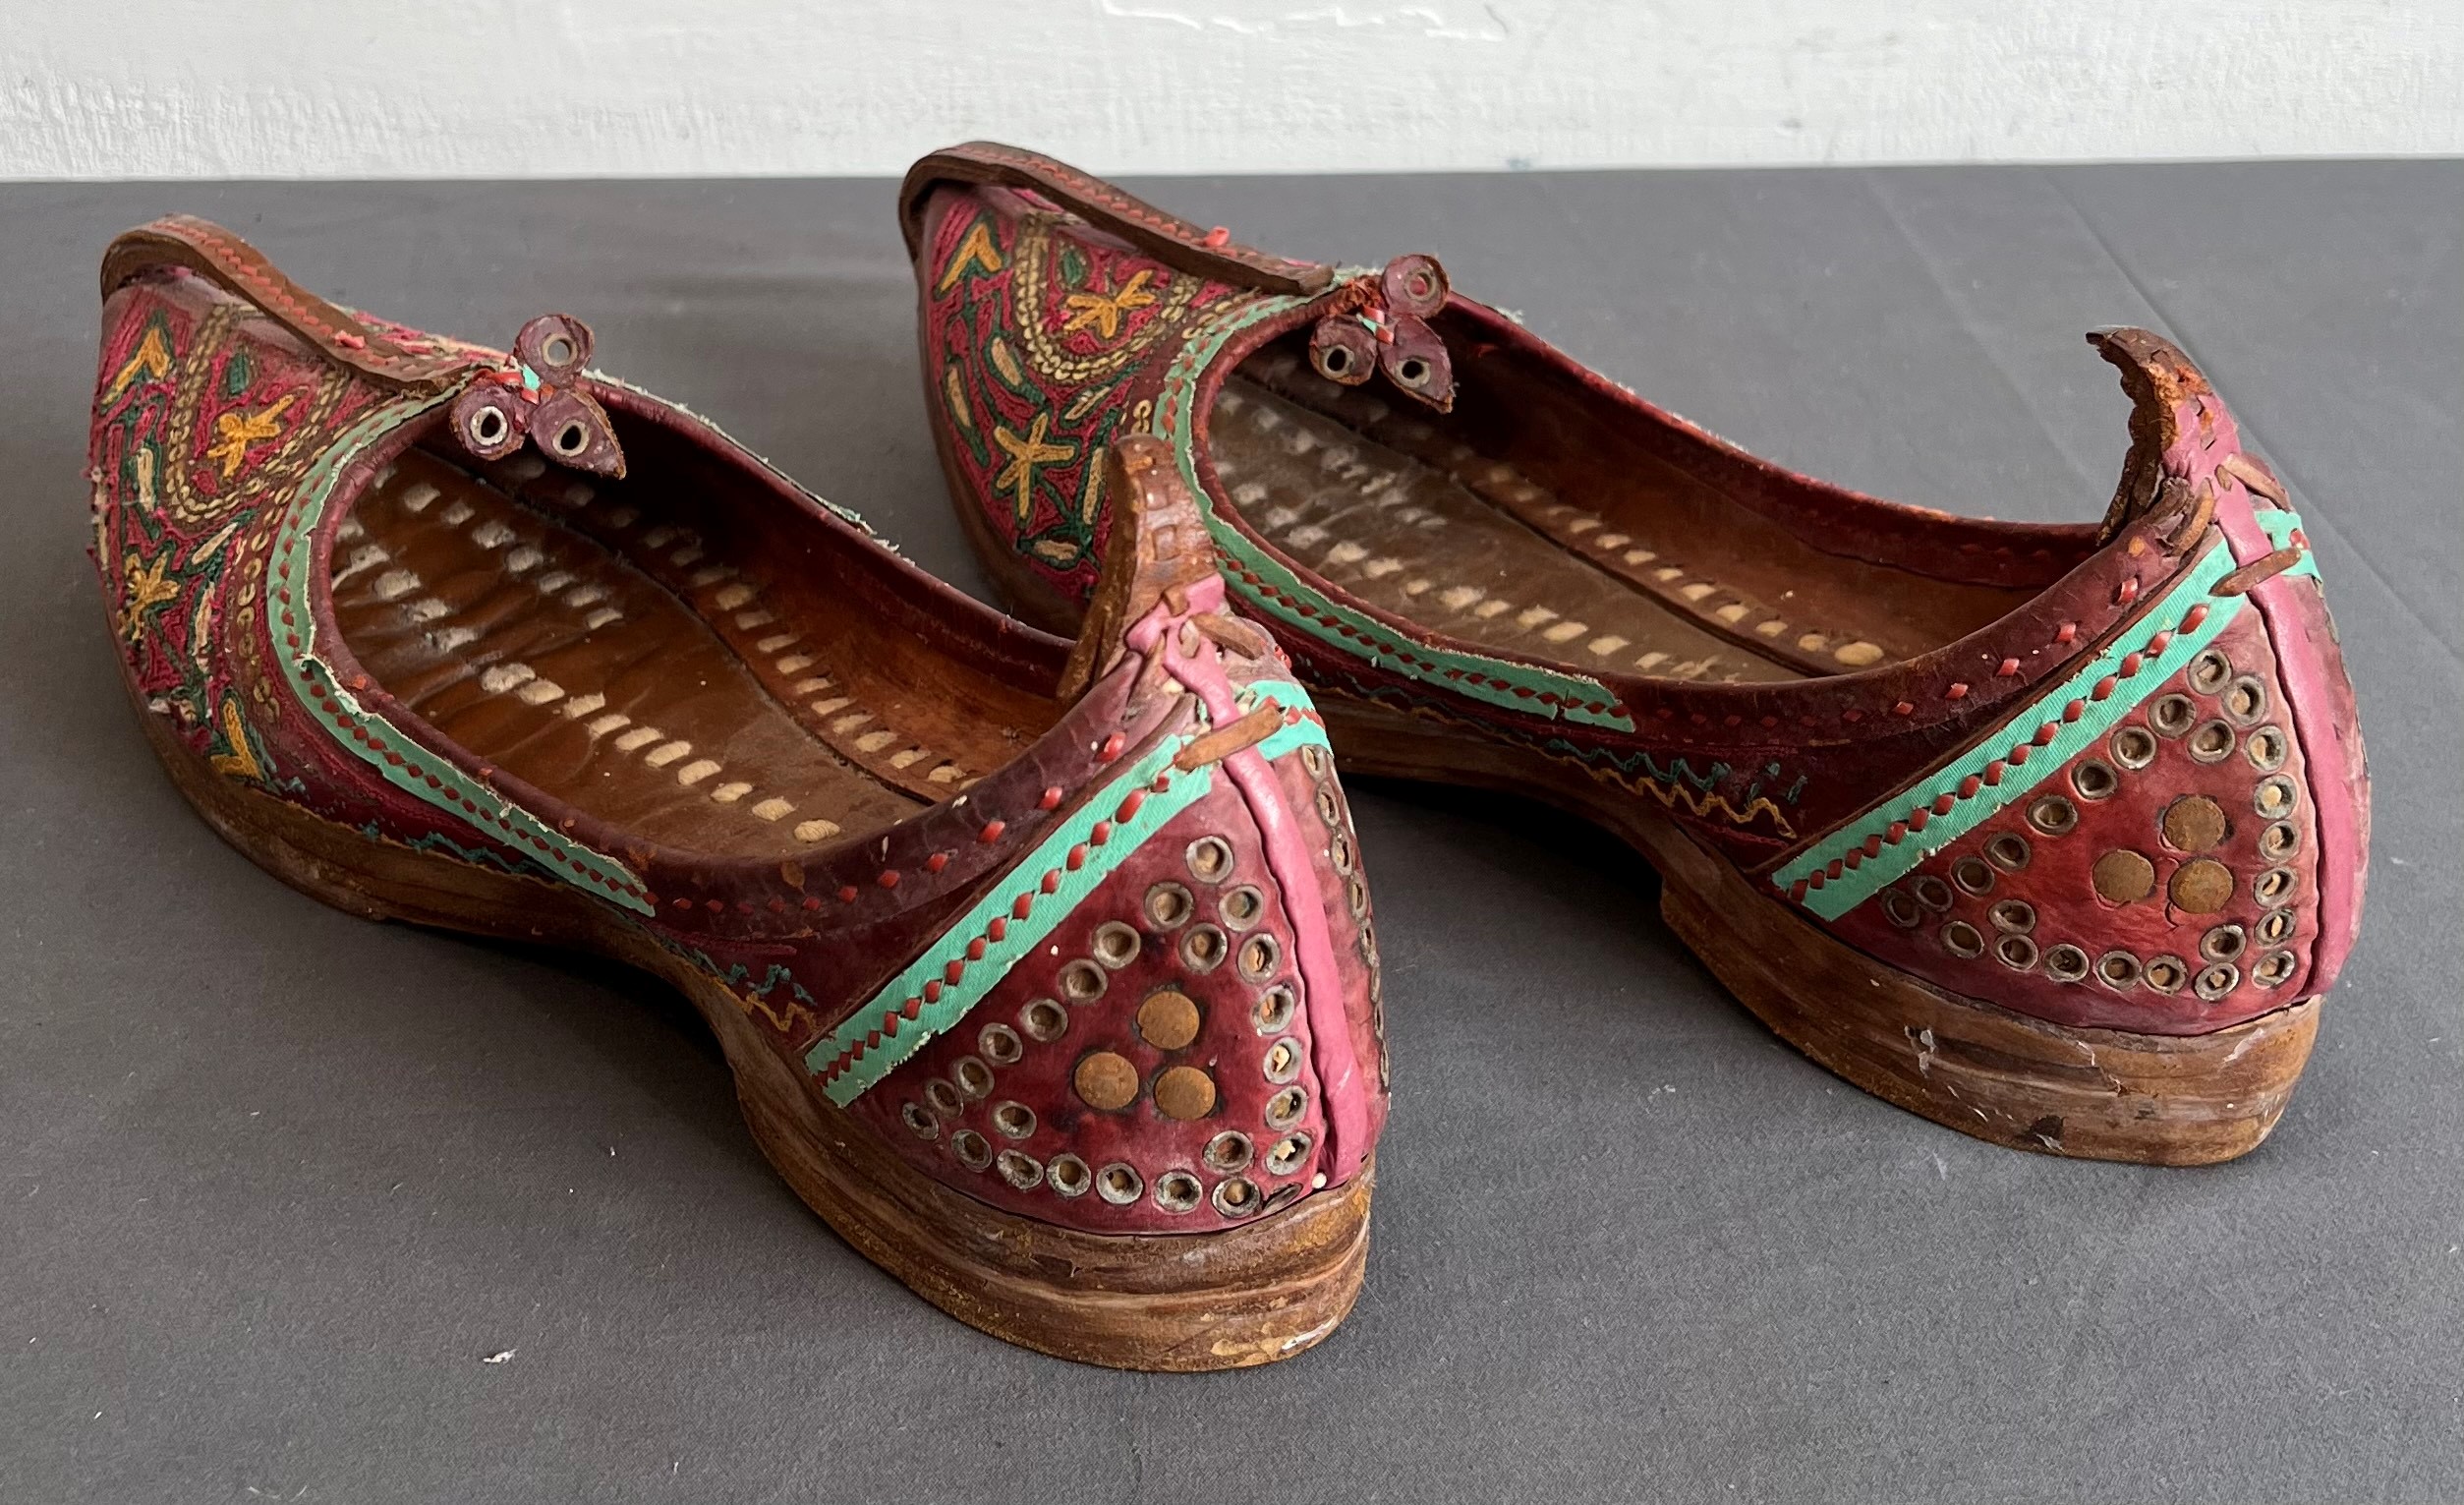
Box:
xmin=8 ymin=1 xmax=2457 ymax=179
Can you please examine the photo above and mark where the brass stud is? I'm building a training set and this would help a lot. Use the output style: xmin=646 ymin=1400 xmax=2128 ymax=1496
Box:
xmin=1048 ymin=1153 xmax=1092 ymax=1198
xmin=1265 ymin=1085 xmax=1308 ymax=1130
xmin=1180 ymin=924 xmax=1228 ymax=973
xmin=2092 ymin=849 xmax=2157 ymax=905
xmin=1136 ymin=989 xmax=1203 ymax=1051
xmin=2169 ymin=857 xmax=2235 ymax=914
xmin=952 ymin=1057 xmax=995 ymax=1100
xmin=1019 ymin=998 xmax=1069 ymax=1042
xmin=1238 ymin=932 xmax=1282 ymax=983
xmin=1145 ymin=882 xmax=1195 ymax=929
xmin=1985 ymin=833 xmax=2034 ymax=872
xmin=1220 ymin=884 xmax=1265 ymax=930
xmin=2190 ymin=648 xmax=2233 ymax=694
xmin=950 ymin=1129 xmax=992 ymax=1171
xmin=2160 ymin=795 xmax=2229 ymax=853
xmin=2027 ymin=794 xmax=2078 ymax=836
xmin=1155 ymin=1066 xmax=1219 ymax=1121
xmin=2073 ymin=759 xmax=2120 ymax=801
xmin=1153 ymin=1170 xmax=1205 ymax=1213
xmin=1073 ymin=1051 xmax=1140 ymax=1111
xmin=1096 ymin=1162 xmax=1143 ymax=1205
xmin=1205 ymin=1130 xmax=1255 ymax=1173
xmin=979 ymin=1022 xmax=1023 ymax=1066
xmin=2110 ymin=725 xmax=2158 ymax=771
xmin=1186 ymin=836 xmax=1234 ymax=883
xmin=1212 ymin=1177 xmax=1262 ymax=1218
xmin=2149 ymin=693 xmax=2197 ymax=737
xmin=1092 ymin=921 xmax=1142 ymax=969
xmin=1264 ymin=1037 xmax=1302 ymax=1083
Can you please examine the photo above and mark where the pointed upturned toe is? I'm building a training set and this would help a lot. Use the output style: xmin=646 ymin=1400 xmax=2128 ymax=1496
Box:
xmin=903 ymin=142 xmax=2368 ymax=1165
xmin=90 ymin=218 xmax=1388 ymax=1367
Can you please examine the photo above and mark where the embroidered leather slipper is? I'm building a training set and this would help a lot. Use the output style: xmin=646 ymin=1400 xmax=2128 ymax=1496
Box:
xmin=902 ymin=143 xmax=2369 ymax=1166
xmin=88 ymin=218 xmax=1389 ymax=1369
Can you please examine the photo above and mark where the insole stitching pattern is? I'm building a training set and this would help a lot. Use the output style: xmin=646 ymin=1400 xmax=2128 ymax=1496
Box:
xmin=462 ymin=451 xmax=987 ymax=796
xmin=339 ymin=453 xmax=951 ymax=853
xmin=1210 ymin=383 xmax=1797 ymax=684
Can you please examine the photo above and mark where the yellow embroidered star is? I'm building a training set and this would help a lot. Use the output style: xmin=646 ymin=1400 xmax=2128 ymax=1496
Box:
xmin=207 ymin=697 xmax=264 ymax=781
xmin=1060 ymin=269 xmax=1158 ymax=340
xmin=991 ymin=413 xmax=1077 ymax=523
xmin=936 ymin=220 xmax=1005 ymax=294
xmin=205 ymin=393 xmax=297 ymax=478
xmin=102 ymin=324 xmax=172 ymax=403
xmin=121 ymin=550 xmax=180 ymax=637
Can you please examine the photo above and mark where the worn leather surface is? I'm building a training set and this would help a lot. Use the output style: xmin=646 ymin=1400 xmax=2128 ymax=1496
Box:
xmin=3 ymin=169 xmax=2451 ymax=1502
xmin=83 ymin=234 xmax=1385 ymax=1239
xmin=910 ymin=146 xmax=2370 ymax=1037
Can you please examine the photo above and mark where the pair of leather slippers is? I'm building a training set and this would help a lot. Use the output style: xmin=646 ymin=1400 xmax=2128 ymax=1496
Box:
xmin=86 ymin=143 xmax=2368 ymax=1370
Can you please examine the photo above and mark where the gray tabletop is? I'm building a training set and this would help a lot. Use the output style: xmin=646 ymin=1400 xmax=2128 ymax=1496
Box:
xmin=3 ymin=164 xmax=2457 ymax=1504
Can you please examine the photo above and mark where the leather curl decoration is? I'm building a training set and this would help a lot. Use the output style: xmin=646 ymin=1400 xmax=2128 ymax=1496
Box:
xmin=447 ymin=314 xmax=626 ymax=477
xmin=1307 ymin=255 xmax=1456 ymax=411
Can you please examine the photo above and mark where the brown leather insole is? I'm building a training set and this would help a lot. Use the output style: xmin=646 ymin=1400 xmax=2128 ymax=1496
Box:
xmin=1210 ymin=358 xmax=2013 ymax=683
xmin=333 ymin=448 xmax=931 ymax=858
xmin=1212 ymin=380 xmax=1800 ymax=684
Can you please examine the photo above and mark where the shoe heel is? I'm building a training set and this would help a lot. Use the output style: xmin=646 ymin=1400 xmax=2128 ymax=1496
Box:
xmin=1649 ymin=823 xmax=2320 ymax=1165
xmin=126 ymin=642 xmax=1373 ymax=1370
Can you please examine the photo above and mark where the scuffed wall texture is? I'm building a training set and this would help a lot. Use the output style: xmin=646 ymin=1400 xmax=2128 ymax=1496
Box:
xmin=8 ymin=0 xmax=2457 ymax=178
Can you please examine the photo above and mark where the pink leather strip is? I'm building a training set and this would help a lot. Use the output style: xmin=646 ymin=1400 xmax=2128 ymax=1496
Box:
xmin=1128 ymin=576 xmax=1370 ymax=1187
xmin=2170 ymin=392 xmax=2364 ymax=999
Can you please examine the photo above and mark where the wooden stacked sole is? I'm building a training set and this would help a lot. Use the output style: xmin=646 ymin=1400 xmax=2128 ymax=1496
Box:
xmin=128 ymin=680 xmax=1372 ymax=1371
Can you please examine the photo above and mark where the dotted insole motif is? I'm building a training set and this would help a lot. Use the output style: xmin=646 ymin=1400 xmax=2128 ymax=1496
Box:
xmin=331 ymin=449 xmax=927 ymax=859
xmin=1209 ymin=380 xmax=1811 ymax=685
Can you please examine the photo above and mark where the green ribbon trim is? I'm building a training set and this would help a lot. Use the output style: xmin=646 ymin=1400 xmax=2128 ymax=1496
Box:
xmin=1151 ymin=295 xmax=1637 ymax=733
xmin=812 ymin=681 xmax=1331 ymax=1105
xmin=1773 ymin=517 xmax=2314 ymax=920
xmin=267 ymin=394 xmax=656 ymax=915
